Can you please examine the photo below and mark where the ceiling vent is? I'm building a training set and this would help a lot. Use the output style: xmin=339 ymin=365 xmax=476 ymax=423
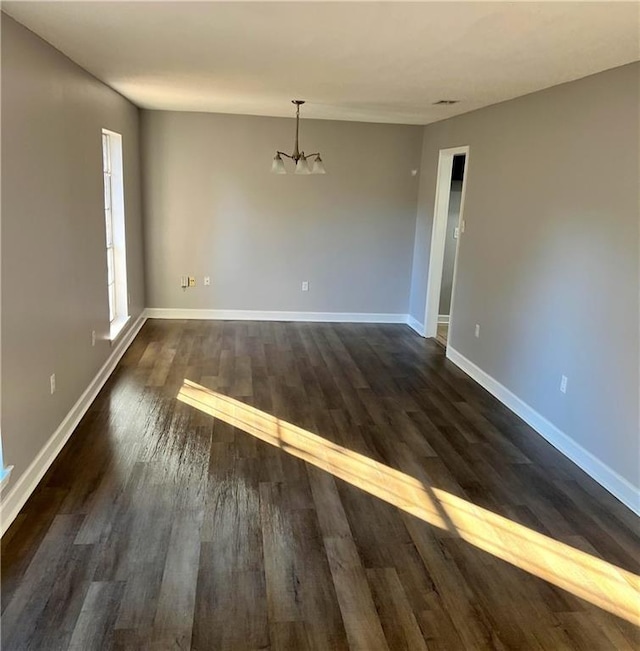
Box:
xmin=433 ymin=100 xmax=459 ymax=105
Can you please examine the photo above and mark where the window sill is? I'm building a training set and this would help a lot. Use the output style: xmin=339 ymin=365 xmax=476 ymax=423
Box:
xmin=110 ymin=315 xmax=131 ymax=345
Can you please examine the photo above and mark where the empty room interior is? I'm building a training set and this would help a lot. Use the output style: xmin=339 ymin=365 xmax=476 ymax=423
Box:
xmin=1 ymin=2 xmax=639 ymax=649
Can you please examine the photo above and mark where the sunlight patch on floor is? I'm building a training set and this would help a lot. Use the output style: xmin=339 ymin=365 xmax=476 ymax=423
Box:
xmin=177 ymin=379 xmax=640 ymax=625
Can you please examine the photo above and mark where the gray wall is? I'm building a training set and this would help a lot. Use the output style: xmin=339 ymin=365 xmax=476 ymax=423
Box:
xmin=410 ymin=62 xmax=640 ymax=489
xmin=1 ymin=16 xmax=145 ymax=491
xmin=438 ymin=181 xmax=462 ymax=316
xmin=141 ymin=111 xmax=422 ymax=314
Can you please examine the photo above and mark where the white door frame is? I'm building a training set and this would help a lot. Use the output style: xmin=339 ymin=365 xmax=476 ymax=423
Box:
xmin=423 ymin=146 xmax=470 ymax=339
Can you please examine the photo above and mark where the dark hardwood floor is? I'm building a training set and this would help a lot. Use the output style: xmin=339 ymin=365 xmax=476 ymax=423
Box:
xmin=2 ymin=319 xmax=639 ymax=650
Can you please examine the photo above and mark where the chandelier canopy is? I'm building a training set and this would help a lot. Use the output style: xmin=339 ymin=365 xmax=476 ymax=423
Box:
xmin=272 ymin=100 xmax=326 ymax=175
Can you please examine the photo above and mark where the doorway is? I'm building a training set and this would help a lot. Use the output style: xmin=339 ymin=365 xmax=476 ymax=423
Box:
xmin=424 ymin=146 xmax=469 ymax=347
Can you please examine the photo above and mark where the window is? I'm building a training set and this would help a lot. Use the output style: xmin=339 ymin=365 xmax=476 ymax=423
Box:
xmin=101 ymin=130 xmax=129 ymax=339
xmin=0 ymin=431 xmax=13 ymax=490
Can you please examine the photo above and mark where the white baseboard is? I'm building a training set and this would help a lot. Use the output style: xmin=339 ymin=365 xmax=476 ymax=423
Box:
xmin=144 ymin=308 xmax=409 ymax=324
xmin=406 ymin=315 xmax=426 ymax=336
xmin=146 ymin=307 xmax=431 ymax=339
xmin=0 ymin=314 xmax=147 ymax=536
xmin=438 ymin=314 xmax=450 ymax=324
xmin=446 ymin=346 xmax=639 ymax=516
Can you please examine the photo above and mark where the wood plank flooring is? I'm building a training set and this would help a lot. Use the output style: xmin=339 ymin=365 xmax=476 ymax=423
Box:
xmin=2 ymin=320 xmax=639 ymax=650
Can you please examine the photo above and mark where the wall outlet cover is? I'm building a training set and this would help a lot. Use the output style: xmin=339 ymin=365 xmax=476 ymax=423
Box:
xmin=560 ymin=375 xmax=568 ymax=393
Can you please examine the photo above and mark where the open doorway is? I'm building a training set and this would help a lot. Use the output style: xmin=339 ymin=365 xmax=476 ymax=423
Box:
xmin=424 ymin=146 xmax=469 ymax=347
xmin=436 ymin=155 xmax=465 ymax=346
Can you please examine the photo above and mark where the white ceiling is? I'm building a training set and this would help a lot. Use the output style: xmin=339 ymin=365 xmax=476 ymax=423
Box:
xmin=4 ymin=1 xmax=639 ymax=125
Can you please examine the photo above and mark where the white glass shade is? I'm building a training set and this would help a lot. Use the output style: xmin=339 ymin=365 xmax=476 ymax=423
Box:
xmin=311 ymin=156 xmax=326 ymax=175
xmin=295 ymin=156 xmax=311 ymax=175
xmin=271 ymin=154 xmax=287 ymax=174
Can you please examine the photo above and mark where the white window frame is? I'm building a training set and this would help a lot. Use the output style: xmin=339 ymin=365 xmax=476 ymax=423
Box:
xmin=101 ymin=129 xmax=129 ymax=341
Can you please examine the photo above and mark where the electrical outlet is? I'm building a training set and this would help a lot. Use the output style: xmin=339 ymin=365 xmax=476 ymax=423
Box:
xmin=560 ymin=375 xmax=568 ymax=394
xmin=180 ymin=276 xmax=188 ymax=288
xmin=301 ymin=281 xmax=309 ymax=292
xmin=454 ymin=226 xmax=459 ymax=239
xmin=204 ymin=276 xmax=211 ymax=286
xmin=50 ymin=373 xmax=56 ymax=395
xmin=474 ymin=324 xmax=480 ymax=338
xmin=91 ymin=330 xmax=96 ymax=347
xmin=189 ymin=277 xmax=196 ymax=287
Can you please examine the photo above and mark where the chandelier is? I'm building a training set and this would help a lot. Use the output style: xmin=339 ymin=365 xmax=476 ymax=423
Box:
xmin=271 ymin=100 xmax=326 ymax=175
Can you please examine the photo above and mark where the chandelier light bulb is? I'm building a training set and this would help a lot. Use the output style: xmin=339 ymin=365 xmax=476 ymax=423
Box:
xmin=295 ymin=156 xmax=311 ymax=174
xmin=271 ymin=153 xmax=287 ymax=174
xmin=311 ymin=155 xmax=326 ymax=175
